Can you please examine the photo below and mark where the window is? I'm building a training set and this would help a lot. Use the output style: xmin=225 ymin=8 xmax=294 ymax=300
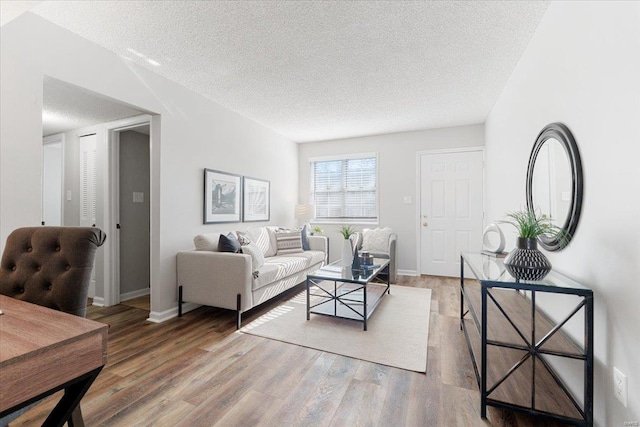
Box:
xmin=310 ymin=153 xmax=378 ymax=222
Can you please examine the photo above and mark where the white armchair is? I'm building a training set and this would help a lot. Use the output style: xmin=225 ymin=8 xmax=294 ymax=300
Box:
xmin=350 ymin=228 xmax=397 ymax=284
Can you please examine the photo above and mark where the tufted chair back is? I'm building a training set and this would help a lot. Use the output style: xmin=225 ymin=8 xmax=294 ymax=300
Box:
xmin=0 ymin=227 xmax=106 ymax=317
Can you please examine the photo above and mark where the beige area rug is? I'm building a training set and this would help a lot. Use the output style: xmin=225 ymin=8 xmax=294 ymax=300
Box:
xmin=240 ymin=285 xmax=431 ymax=373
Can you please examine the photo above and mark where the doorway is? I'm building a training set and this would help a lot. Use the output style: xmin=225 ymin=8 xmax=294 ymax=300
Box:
xmin=418 ymin=148 xmax=484 ymax=277
xmin=113 ymin=124 xmax=151 ymax=307
xmin=42 ymin=76 xmax=157 ymax=313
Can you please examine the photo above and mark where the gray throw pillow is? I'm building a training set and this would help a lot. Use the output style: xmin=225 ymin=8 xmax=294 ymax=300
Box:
xmin=301 ymin=224 xmax=310 ymax=251
xmin=218 ymin=233 xmax=242 ymax=253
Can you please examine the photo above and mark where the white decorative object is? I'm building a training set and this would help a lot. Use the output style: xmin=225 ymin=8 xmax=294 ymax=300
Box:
xmin=342 ymin=239 xmax=353 ymax=265
xmin=482 ymin=223 xmax=506 ymax=253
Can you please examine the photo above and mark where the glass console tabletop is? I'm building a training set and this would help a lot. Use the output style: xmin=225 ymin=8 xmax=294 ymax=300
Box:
xmin=461 ymin=252 xmax=590 ymax=293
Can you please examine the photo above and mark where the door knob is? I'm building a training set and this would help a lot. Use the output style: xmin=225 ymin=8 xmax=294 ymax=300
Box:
xmin=423 ymin=222 xmax=429 ymax=227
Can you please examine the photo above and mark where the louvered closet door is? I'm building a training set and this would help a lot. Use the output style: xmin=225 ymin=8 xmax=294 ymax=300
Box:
xmin=79 ymin=134 xmax=97 ymax=297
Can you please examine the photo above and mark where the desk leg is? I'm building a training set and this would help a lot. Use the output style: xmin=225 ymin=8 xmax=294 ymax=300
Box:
xmin=42 ymin=367 xmax=102 ymax=427
xmin=69 ymin=406 xmax=84 ymax=427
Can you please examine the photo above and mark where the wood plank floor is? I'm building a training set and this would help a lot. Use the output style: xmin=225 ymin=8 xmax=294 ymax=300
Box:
xmin=11 ymin=276 xmax=570 ymax=426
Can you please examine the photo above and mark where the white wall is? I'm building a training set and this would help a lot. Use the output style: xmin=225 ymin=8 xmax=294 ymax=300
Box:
xmin=0 ymin=30 xmax=42 ymax=247
xmin=42 ymin=140 xmax=63 ymax=226
xmin=298 ymin=125 xmax=484 ymax=273
xmin=485 ymin=2 xmax=640 ymax=425
xmin=0 ymin=14 xmax=298 ymax=319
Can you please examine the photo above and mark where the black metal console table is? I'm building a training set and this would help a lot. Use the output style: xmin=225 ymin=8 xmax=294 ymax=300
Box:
xmin=460 ymin=252 xmax=593 ymax=426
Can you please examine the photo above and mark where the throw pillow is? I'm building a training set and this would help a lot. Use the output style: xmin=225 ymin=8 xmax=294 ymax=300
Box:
xmin=241 ymin=242 xmax=265 ymax=278
xmin=218 ymin=232 xmax=242 ymax=253
xmin=194 ymin=233 xmax=221 ymax=251
xmin=301 ymin=224 xmax=310 ymax=251
xmin=265 ymin=227 xmax=278 ymax=257
xmin=244 ymin=227 xmax=277 ymax=257
xmin=236 ymin=232 xmax=252 ymax=246
xmin=362 ymin=227 xmax=393 ymax=253
xmin=275 ymin=229 xmax=304 ymax=255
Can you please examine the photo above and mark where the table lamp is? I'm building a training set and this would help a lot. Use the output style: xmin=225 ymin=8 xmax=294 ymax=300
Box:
xmin=294 ymin=204 xmax=315 ymax=230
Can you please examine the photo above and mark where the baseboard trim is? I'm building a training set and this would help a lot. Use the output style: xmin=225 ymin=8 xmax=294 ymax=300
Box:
xmin=398 ymin=269 xmax=419 ymax=276
xmin=147 ymin=302 xmax=200 ymax=323
xmin=120 ymin=288 xmax=150 ymax=302
xmin=92 ymin=297 xmax=105 ymax=307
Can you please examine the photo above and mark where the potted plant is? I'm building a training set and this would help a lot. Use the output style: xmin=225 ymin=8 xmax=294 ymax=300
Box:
xmin=501 ymin=208 xmax=565 ymax=281
xmin=338 ymin=225 xmax=356 ymax=239
xmin=338 ymin=225 xmax=356 ymax=264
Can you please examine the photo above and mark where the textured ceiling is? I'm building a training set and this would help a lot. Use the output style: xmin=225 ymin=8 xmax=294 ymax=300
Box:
xmin=43 ymin=76 xmax=146 ymax=136
xmin=0 ymin=1 xmax=41 ymax=26
xmin=30 ymin=1 xmax=549 ymax=142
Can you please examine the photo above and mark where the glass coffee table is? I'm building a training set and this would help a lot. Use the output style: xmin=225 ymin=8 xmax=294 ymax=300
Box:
xmin=306 ymin=258 xmax=390 ymax=331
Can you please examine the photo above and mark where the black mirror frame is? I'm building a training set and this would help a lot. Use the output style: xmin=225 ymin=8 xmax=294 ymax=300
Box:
xmin=526 ymin=122 xmax=583 ymax=251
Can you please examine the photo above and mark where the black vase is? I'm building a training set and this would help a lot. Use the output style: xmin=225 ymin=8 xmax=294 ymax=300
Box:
xmin=504 ymin=237 xmax=552 ymax=281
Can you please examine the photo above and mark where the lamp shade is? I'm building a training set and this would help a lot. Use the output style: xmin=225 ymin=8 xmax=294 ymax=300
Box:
xmin=294 ymin=204 xmax=315 ymax=220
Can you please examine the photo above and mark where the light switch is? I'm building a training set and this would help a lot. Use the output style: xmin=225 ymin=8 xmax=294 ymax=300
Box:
xmin=403 ymin=196 xmax=412 ymax=204
xmin=66 ymin=191 xmax=72 ymax=201
xmin=133 ymin=192 xmax=144 ymax=203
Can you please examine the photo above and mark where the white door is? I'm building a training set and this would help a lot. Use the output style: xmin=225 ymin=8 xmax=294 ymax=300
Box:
xmin=79 ymin=133 xmax=97 ymax=297
xmin=420 ymin=150 xmax=484 ymax=276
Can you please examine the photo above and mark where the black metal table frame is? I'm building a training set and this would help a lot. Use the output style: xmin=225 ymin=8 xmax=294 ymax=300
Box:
xmin=0 ymin=366 xmax=103 ymax=427
xmin=306 ymin=263 xmax=390 ymax=331
xmin=460 ymin=254 xmax=593 ymax=427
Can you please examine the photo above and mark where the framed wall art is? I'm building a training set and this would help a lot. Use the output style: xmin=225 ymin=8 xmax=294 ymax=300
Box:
xmin=203 ymin=169 xmax=242 ymax=224
xmin=242 ymin=176 xmax=270 ymax=222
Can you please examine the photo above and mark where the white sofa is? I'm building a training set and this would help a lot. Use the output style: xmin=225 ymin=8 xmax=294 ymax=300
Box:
xmin=177 ymin=226 xmax=327 ymax=328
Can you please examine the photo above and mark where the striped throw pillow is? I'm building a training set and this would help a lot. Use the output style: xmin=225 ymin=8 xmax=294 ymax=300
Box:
xmin=275 ymin=229 xmax=304 ymax=255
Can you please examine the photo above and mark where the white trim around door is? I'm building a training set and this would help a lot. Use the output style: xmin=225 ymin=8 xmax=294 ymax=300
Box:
xmin=415 ymin=147 xmax=485 ymax=277
xmin=102 ymin=115 xmax=157 ymax=311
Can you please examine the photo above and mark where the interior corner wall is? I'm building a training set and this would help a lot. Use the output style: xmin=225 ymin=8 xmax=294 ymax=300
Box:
xmin=0 ymin=14 xmax=298 ymax=317
xmin=297 ymin=124 xmax=484 ymax=272
xmin=484 ymin=2 xmax=640 ymax=425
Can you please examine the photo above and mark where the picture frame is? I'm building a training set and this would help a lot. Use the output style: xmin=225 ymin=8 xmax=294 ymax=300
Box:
xmin=242 ymin=176 xmax=270 ymax=222
xmin=203 ymin=169 xmax=242 ymax=224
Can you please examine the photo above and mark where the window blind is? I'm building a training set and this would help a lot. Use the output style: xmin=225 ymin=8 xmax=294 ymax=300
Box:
xmin=310 ymin=155 xmax=377 ymax=221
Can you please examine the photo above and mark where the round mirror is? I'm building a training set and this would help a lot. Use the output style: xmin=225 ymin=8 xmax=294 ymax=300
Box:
xmin=526 ymin=123 xmax=583 ymax=251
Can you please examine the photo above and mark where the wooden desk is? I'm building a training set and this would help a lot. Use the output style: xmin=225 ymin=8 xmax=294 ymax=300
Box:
xmin=0 ymin=295 xmax=108 ymax=426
